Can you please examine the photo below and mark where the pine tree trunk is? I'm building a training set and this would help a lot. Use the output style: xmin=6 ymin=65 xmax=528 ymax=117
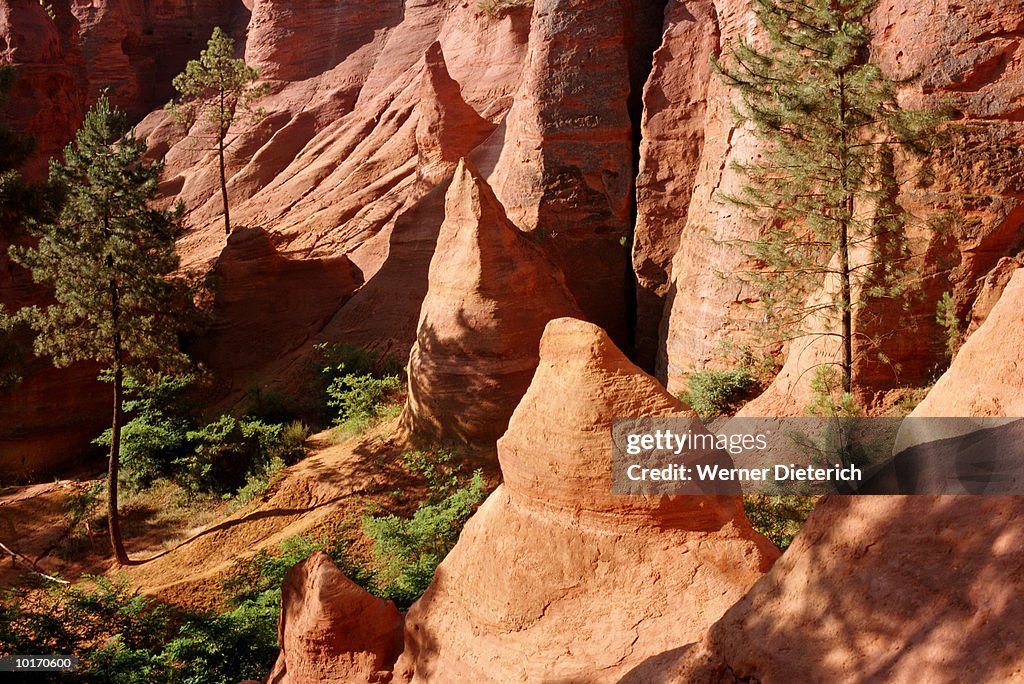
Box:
xmin=108 ymin=310 xmax=130 ymax=565
xmin=840 ymin=214 xmax=853 ymax=394
xmin=219 ymin=130 xmax=230 ymax=236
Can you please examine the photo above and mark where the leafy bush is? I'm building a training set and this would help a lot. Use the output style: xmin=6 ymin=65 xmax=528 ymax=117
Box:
xmin=679 ymin=367 xmax=757 ymax=417
xmin=364 ymin=470 xmax=486 ymax=608
xmin=316 ymin=342 xmax=403 ymax=432
xmin=402 ymin=447 xmax=461 ymax=498
xmin=177 ymin=417 xmax=304 ymax=498
xmin=743 ymin=495 xmax=818 ymax=551
xmin=327 ymin=373 xmax=402 ymax=430
xmin=93 ymin=373 xmax=195 ymax=491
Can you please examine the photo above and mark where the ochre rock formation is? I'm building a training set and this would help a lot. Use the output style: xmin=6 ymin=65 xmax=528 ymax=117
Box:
xmin=660 ymin=496 xmax=1024 ymax=683
xmin=489 ymin=0 xmax=634 ymax=345
xmin=188 ymin=227 xmax=361 ymax=407
xmin=267 ymin=552 xmax=404 ymax=684
xmin=401 ymin=159 xmax=579 ymax=446
xmin=0 ymin=0 xmax=85 ymax=178
xmin=245 ymin=0 xmax=403 ymax=82
xmin=632 ymin=0 xmax=719 ymax=370
xmin=394 ymin=318 xmax=778 ymax=682
xmin=70 ymin=0 xmax=248 ymax=118
xmin=911 ymin=267 xmax=1024 ymax=417
xmin=657 ymin=0 xmax=1024 ymax=399
xmin=0 ymin=1 xmax=98 ymax=478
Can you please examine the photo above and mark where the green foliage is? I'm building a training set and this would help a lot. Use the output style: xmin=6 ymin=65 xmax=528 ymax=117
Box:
xmin=364 ymin=470 xmax=486 ymax=608
xmin=167 ymin=27 xmax=268 ymax=234
xmin=936 ymin=291 xmax=963 ymax=359
xmin=328 ymin=373 xmax=402 ymax=432
xmin=93 ymin=373 xmax=196 ymax=491
xmin=0 ymin=572 xmax=282 ymax=684
xmin=679 ymin=367 xmax=757 ymax=417
xmin=743 ymin=495 xmax=818 ymax=551
xmin=402 ymin=447 xmax=462 ymax=498
xmin=0 ymin=576 xmax=173 ymax=681
xmin=316 ymin=342 xmax=403 ymax=432
xmin=178 ymin=416 xmax=298 ymax=497
xmin=805 ymin=365 xmax=862 ymax=418
xmin=714 ymin=0 xmax=949 ymax=392
xmin=12 ymin=95 xmax=192 ymax=374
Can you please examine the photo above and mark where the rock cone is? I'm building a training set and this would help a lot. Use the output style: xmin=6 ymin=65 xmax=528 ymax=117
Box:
xmin=402 ymin=159 xmax=579 ymax=446
xmin=395 ymin=318 xmax=778 ymax=682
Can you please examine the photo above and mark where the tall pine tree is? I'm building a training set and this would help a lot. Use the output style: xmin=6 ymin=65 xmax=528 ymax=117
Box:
xmin=714 ymin=0 xmax=946 ymax=395
xmin=166 ymin=27 xmax=267 ymax=235
xmin=12 ymin=95 xmax=193 ymax=565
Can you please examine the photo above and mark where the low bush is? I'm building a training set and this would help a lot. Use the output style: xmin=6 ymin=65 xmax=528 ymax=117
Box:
xmin=743 ymin=495 xmax=818 ymax=551
xmin=364 ymin=470 xmax=486 ymax=608
xmin=316 ymin=342 xmax=403 ymax=433
xmin=93 ymin=374 xmax=195 ymax=491
xmin=679 ymin=367 xmax=757 ymax=417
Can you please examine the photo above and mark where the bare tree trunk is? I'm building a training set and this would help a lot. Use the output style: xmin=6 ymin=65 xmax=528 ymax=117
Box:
xmin=219 ymin=89 xmax=231 ymax=235
xmin=108 ymin=297 xmax=130 ymax=565
xmin=219 ymin=133 xmax=230 ymax=235
xmin=839 ymin=214 xmax=853 ymax=394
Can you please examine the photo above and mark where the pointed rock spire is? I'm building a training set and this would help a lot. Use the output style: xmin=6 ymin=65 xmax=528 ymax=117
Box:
xmin=401 ymin=159 xmax=580 ymax=445
xmin=416 ymin=43 xmax=496 ymax=181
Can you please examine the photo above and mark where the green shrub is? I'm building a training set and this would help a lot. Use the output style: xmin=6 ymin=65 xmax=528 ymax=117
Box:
xmin=363 ymin=470 xmax=486 ymax=608
xmin=402 ymin=447 xmax=461 ymax=499
xmin=93 ymin=373 xmax=195 ymax=491
xmin=178 ymin=417 xmax=301 ymax=497
xmin=743 ymin=495 xmax=818 ymax=551
xmin=679 ymin=367 xmax=757 ymax=417
xmin=327 ymin=373 xmax=402 ymax=430
xmin=316 ymin=342 xmax=403 ymax=431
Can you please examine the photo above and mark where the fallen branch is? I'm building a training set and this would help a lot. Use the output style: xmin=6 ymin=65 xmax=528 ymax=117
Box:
xmin=0 ymin=541 xmax=69 ymax=585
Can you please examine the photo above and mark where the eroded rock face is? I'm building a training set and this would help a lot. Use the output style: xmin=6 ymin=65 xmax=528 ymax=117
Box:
xmin=632 ymin=0 xmax=719 ymax=370
xmin=268 ymin=552 xmax=404 ymax=684
xmin=910 ymin=267 xmax=1024 ymax=417
xmin=246 ymin=0 xmax=402 ymax=82
xmin=0 ymin=0 xmax=86 ymax=178
xmin=663 ymin=496 xmax=1024 ymax=683
xmin=489 ymin=0 xmax=634 ymax=345
xmin=395 ymin=318 xmax=778 ymax=682
xmin=70 ymin=0 xmax=249 ymax=119
xmin=188 ymin=227 xmax=361 ymax=408
xmin=401 ymin=159 xmax=579 ymax=446
xmin=657 ymin=0 xmax=1024 ymax=400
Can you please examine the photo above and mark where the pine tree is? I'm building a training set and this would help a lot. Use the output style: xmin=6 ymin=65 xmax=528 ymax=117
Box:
xmin=166 ymin=27 xmax=267 ymax=235
xmin=11 ymin=95 xmax=194 ymax=565
xmin=714 ymin=0 xmax=946 ymax=395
